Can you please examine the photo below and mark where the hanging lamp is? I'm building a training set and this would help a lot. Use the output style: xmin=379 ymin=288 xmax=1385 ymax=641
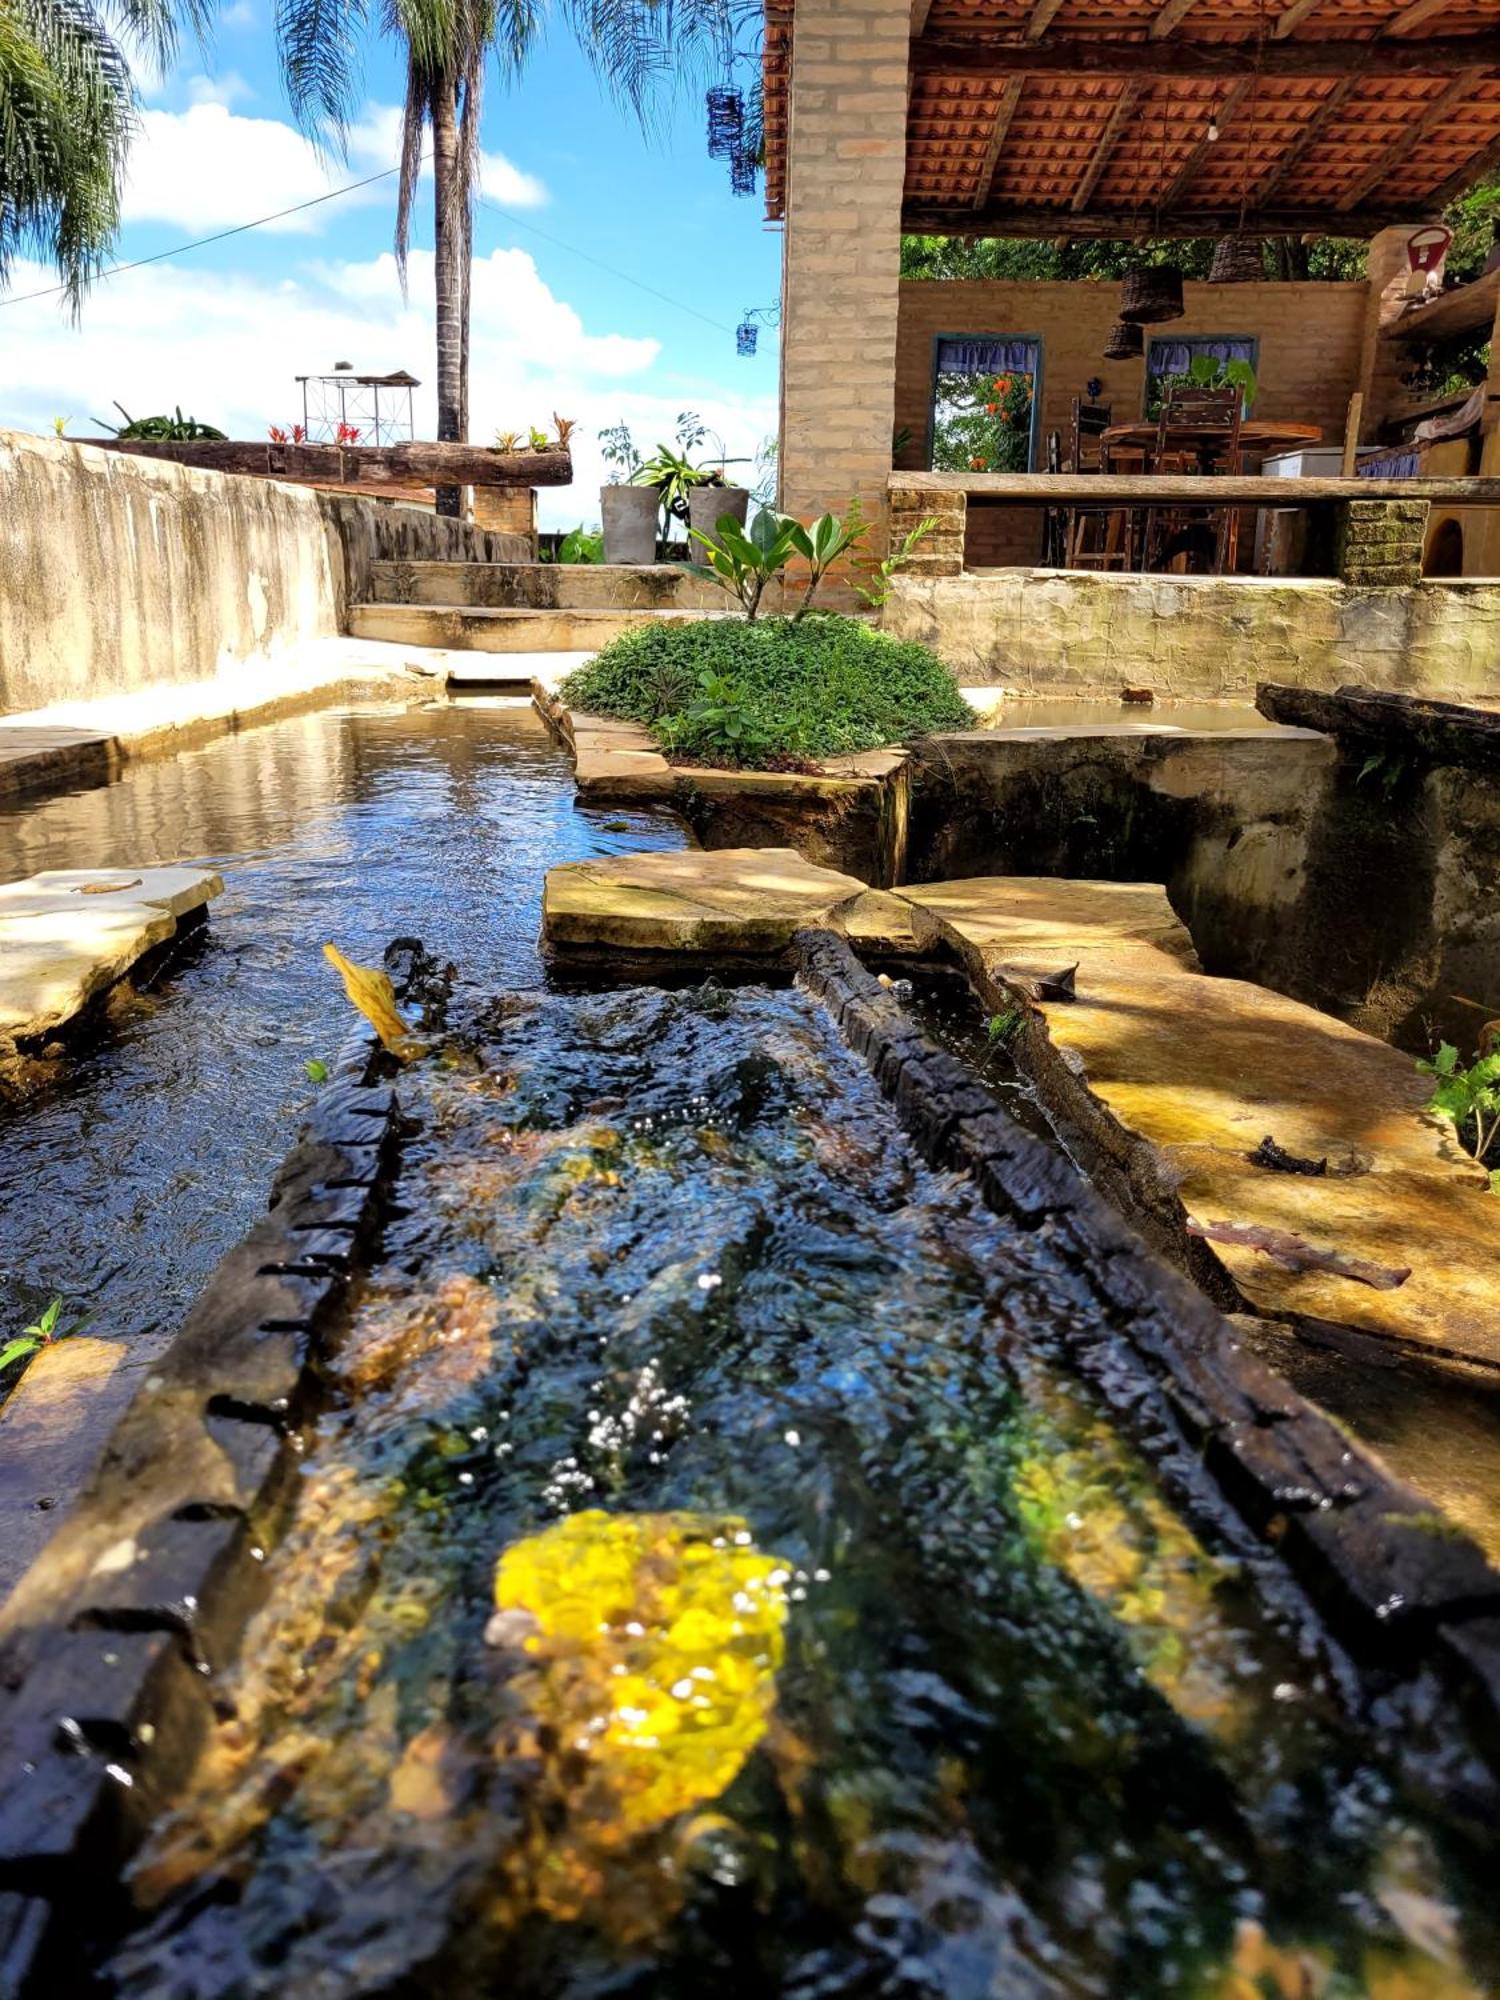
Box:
xmin=1208 ymin=235 xmax=1266 ymax=283
xmin=1118 ymin=266 xmax=1185 ymax=324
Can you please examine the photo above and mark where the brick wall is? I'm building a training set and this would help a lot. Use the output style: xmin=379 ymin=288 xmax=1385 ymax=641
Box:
xmin=893 ymin=277 xmax=1368 ymax=564
xmin=778 ymin=0 xmax=910 ymax=544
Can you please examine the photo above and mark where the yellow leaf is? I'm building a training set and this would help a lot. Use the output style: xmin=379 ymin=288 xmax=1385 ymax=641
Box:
xmin=322 ymin=943 xmax=417 ymax=1058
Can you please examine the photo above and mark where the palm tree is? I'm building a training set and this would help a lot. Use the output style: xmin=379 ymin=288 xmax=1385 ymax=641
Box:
xmin=276 ymin=0 xmax=745 ymax=513
xmin=0 ymin=0 xmax=209 ymax=306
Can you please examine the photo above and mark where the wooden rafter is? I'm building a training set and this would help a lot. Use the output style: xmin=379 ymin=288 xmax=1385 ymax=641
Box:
xmin=1335 ymin=67 xmax=1485 ymax=209
xmin=909 ymin=0 xmax=934 ymax=38
xmin=1383 ymin=0 xmax=1456 ymax=35
xmin=1149 ymin=0 xmax=1202 ymax=39
xmin=1071 ymin=79 xmax=1146 ymax=210
xmin=1254 ymin=74 xmax=1358 ymax=204
xmin=1160 ymin=74 xmax=1252 ymax=208
xmin=1024 ymin=0 xmax=1066 ymax=39
xmin=1428 ymin=127 xmax=1500 ymax=206
xmin=1273 ymin=0 xmax=1326 ymax=40
xmin=909 ymin=34 xmax=1500 ymax=77
xmin=973 ymin=78 xmax=1025 ymax=207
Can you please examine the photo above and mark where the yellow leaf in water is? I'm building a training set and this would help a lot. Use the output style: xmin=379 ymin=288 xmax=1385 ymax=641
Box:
xmin=323 ymin=944 xmax=417 ymax=1057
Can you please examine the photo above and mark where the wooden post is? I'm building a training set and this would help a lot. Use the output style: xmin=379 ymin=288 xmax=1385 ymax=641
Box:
xmin=1341 ymin=392 xmax=1364 ymax=477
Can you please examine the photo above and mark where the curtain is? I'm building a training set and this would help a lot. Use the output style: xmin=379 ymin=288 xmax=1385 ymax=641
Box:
xmin=936 ymin=337 xmax=1039 ymax=376
xmin=1146 ymin=335 xmax=1255 ymax=377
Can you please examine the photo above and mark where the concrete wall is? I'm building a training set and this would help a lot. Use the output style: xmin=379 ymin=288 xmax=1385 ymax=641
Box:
xmin=0 ymin=429 xmax=524 ymax=713
xmin=883 ymin=568 xmax=1500 ymax=697
xmin=894 ymin=277 xmax=1368 ymax=566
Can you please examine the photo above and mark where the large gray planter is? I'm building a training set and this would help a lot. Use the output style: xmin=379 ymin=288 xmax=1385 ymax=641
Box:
xmin=601 ymin=484 xmax=662 ymax=564
xmin=688 ymin=484 xmax=750 ymax=549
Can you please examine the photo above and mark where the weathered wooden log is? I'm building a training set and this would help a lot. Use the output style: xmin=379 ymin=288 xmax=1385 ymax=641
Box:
xmin=90 ymin=438 xmax=573 ymax=489
xmin=1257 ymin=683 xmax=1500 ymax=775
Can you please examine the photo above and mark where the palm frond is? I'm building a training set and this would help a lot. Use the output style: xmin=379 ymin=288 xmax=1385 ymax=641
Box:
xmin=275 ymin=0 xmax=369 ymax=147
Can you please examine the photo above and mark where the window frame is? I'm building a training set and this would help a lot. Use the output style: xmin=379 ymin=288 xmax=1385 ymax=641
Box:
xmin=926 ymin=331 xmax=1045 ymax=474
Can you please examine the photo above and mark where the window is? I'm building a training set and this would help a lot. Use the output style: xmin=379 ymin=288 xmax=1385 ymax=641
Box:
xmin=1144 ymin=335 xmax=1258 ymax=416
xmin=929 ymin=335 xmax=1041 ymax=473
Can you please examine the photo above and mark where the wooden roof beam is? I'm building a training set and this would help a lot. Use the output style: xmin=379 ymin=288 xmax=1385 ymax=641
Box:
xmin=1070 ymin=79 xmax=1146 ymax=210
xmin=973 ymin=78 xmax=1025 ymax=206
xmin=901 ymin=200 xmax=1432 ymax=237
xmin=1427 ymin=127 xmax=1500 ymax=207
xmin=910 ymin=34 xmax=1500 ymax=77
xmin=1159 ymin=75 xmax=1252 ymax=208
xmin=1254 ymin=74 xmax=1358 ymax=204
xmin=1149 ymin=0 xmax=1201 ymax=39
xmin=1024 ymin=0 xmax=1066 ymax=39
xmin=1273 ymin=0 xmax=1326 ymax=39
xmin=1335 ymin=67 xmax=1486 ymax=210
xmin=1384 ymin=0 xmax=1457 ymax=35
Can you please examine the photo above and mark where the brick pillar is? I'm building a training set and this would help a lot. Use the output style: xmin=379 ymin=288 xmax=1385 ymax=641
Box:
xmin=777 ymin=0 xmax=909 ymax=544
xmin=1357 ymin=221 xmax=1440 ymax=432
xmin=889 ymin=482 xmax=964 ymax=575
xmin=473 ymin=485 xmax=537 ymax=555
xmin=1335 ymin=497 xmax=1430 ymax=587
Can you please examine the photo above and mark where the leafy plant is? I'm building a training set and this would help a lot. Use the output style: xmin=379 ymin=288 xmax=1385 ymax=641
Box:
xmin=93 ymin=403 xmax=227 ymax=441
xmin=0 ymin=1296 xmax=89 ymax=1374
xmin=551 ymin=525 xmax=605 ymax=564
xmin=933 ymin=369 xmax=1034 ymax=474
xmin=634 ymin=440 xmax=715 ymax=530
xmin=1356 ymin=749 xmax=1409 ymax=797
xmin=560 ymin=616 xmax=975 ymax=769
xmin=495 ymin=429 xmax=522 ymax=452
xmin=1148 ymin=353 xmax=1259 ymax=418
xmin=553 ymin=413 xmax=576 ymax=447
xmin=528 ymin=426 xmax=550 ymax=451
xmin=986 ymin=1006 xmax=1023 ymax=1045
xmin=304 ymin=1057 xmax=330 ymax=1083
xmin=659 ymin=670 xmax=773 ymax=763
xmin=269 ymin=422 xmax=308 ymax=443
xmin=599 ymin=420 xmax=643 ymax=484
xmin=688 ymin=507 xmax=802 ymax=619
xmin=1418 ymin=1041 xmax=1500 ymax=1181
xmin=854 ymin=513 xmax=939 ymax=609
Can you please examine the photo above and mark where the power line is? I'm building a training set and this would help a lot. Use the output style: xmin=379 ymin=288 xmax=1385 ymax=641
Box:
xmin=476 ymin=193 xmax=739 ymax=336
xmin=0 ymin=162 xmax=405 ymax=310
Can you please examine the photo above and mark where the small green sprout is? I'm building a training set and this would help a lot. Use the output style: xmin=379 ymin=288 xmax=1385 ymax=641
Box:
xmin=0 ymin=1296 xmax=80 ymax=1374
xmin=986 ymin=1006 xmax=1023 ymax=1046
xmin=304 ymin=1058 xmax=330 ymax=1084
xmin=1417 ymin=1040 xmax=1500 ymax=1182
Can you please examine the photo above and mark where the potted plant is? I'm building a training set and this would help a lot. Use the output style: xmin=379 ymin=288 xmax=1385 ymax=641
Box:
xmin=598 ymin=418 xmax=659 ymax=562
xmin=596 ymin=413 xmax=752 ymax=563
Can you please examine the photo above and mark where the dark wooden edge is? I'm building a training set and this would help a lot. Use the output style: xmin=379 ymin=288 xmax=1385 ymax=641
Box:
xmin=1257 ymin=683 xmax=1500 ymax=775
xmin=89 ymin=439 xmax=573 ymax=490
xmin=793 ymin=926 xmax=1500 ymax=1805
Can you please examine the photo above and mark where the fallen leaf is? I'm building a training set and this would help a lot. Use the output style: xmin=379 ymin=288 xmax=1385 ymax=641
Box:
xmin=77 ymin=877 xmax=142 ymax=895
xmin=322 ymin=944 xmax=418 ymax=1058
xmin=1187 ymin=1219 xmax=1411 ymax=1291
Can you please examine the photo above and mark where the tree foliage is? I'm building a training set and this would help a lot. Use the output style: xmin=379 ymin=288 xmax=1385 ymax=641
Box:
xmin=0 ymin=0 xmax=208 ymax=304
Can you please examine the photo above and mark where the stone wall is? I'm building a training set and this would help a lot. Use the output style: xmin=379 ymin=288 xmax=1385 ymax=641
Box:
xmin=0 ymin=429 xmax=524 ymax=713
xmin=883 ymin=567 xmax=1500 ymax=697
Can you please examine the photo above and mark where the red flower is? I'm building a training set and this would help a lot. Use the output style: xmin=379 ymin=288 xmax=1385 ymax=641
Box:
xmin=268 ymin=425 xmax=288 ymax=443
xmin=293 ymin=424 xmax=307 ymax=444
xmin=336 ymin=422 xmax=361 ymax=446
xmin=984 ymin=401 xmax=998 ymax=414
xmin=994 ymin=375 xmax=1013 ymax=394
xmin=969 ymin=455 xmax=989 ymax=471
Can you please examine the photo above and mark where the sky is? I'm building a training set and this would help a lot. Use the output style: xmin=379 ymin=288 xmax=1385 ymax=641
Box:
xmin=0 ymin=12 xmax=782 ymax=528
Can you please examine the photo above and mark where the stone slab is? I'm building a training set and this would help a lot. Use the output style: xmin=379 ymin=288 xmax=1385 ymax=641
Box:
xmin=897 ymin=874 xmax=1500 ymax=1371
xmin=542 ymin=847 xmax=869 ymax=953
xmin=0 ymin=1340 xmax=131 ymax=1601
xmin=836 ymin=888 xmax=927 ymax=955
xmin=0 ymin=866 xmax=223 ymax=1042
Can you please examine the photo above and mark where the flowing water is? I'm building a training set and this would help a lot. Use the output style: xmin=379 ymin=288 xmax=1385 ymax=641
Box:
xmin=99 ymin=981 xmax=1497 ymax=1999
xmin=0 ymin=696 xmax=683 ymax=1368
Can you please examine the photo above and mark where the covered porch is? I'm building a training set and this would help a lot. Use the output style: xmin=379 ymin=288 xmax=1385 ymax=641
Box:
xmin=767 ymin=0 xmax=1500 ymax=681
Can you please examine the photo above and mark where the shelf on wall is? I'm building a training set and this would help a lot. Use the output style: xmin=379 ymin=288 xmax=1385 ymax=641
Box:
xmin=1382 ymin=267 xmax=1500 ymax=346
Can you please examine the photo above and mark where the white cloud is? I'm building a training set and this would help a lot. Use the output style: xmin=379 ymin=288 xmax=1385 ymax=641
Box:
xmin=186 ymin=70 xmax=254 ymax=108
xmin=0 ymin=248 xmax=774 ymax=528
xmin=121 ymin=98 xmax=546 ymax=234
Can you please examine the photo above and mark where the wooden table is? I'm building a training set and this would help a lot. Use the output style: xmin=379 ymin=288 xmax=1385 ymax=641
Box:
xmin=1101 ymin=419 xmax=1322 ymax=472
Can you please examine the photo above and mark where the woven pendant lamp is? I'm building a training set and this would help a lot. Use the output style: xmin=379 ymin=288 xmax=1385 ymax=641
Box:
xmin=1209 ymin=235 xmax=1265 ymax=283
xmin=1119 ymin=264 xmax=1185 ymax=324
xmin=1104 ymin=319 xmax=1144 ymax=360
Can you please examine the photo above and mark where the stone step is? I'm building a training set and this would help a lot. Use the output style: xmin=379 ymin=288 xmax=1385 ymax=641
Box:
xmin=347 ymin=602 xmax=715 ymax=653
xmin=364 ymin=559 xmax=728 ymax=611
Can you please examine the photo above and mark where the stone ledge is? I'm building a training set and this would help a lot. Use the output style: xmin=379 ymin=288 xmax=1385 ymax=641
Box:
xmin=542 ymin=847 xmax=870 ymax=953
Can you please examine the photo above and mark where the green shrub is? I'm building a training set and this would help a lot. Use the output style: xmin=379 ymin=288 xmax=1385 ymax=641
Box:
xmin=560 ymin=616 xmax=974 ymax=767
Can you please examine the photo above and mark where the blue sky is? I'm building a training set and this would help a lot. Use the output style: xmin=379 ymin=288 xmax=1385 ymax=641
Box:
xmin=0 ymin=8 xmax=782 ymax=525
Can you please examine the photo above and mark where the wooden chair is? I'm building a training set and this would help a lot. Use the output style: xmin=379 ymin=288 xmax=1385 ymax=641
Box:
xmin=1145 ymin=384 xmax=1244 ymax=573
xmin=1064 ymin=398 xmax=1138 ymax=570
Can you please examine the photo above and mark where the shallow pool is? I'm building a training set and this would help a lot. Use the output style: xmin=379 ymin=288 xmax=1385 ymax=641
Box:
xmin=0 ymin=696 xmax=684 ymax=1371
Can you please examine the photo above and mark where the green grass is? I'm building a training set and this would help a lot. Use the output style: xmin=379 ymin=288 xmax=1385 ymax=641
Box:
xmin=559 ymin=615 xmax=975 ymax=768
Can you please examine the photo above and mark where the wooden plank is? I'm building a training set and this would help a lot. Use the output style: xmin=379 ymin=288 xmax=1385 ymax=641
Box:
xmin=89 ymin=438 xmax=574 ymax=488
xmin=1149 ymin=0 xmax=1201 ymax=40
xmin=890 ymin=469 xmax=1500 ymax=500
xmin=910 ymin=0 xmax=934 ymax=34
xmin=1072 ymin=80 xmax=1146 ymax=210
xmin=1255 ymin=74 xmax=1359 ymax=204
xmin=910 ymin=33 xmax=1500 ymax=77
xmin=1257 ymin=684 xmax=1500 ymax=772
xmin=1335 ymin=67 xmax=1485 ymax=209
xmin=1384 ymin=267 xmax=1500 ymax=344
xmin=974 ymin=79 xmax=1025 ymax=206
xmin=1161 ymin=76 xmax=1252 ymax=207
xmin=1273 ymin=0 xmax=1327 ymax=38
xmin=1341 ymin=392 xmax=1364 ymax=477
